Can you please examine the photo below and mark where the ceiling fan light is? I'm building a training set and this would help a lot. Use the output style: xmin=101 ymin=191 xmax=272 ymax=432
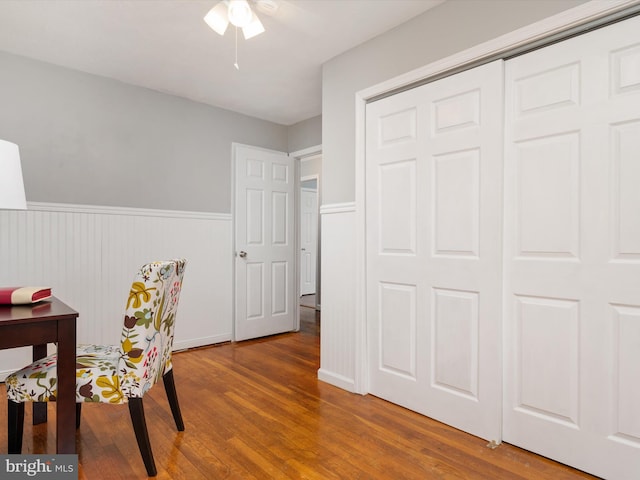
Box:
xmin=228 ymin=0 xmax=253 ymax=28
xmin=242 ymin=14 xmax=265 ymax=39
xmin=204 ymin=2 xmax=229 ymax=36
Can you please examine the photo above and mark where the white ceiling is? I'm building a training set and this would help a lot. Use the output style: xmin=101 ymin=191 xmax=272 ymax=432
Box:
xmin=0 ymin=0 xmax=444 ymax=125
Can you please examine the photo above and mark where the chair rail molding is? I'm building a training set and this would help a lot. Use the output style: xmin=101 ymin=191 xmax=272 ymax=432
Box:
xmin=25 ymin=201 xmax=230 ymax=221
xmin=319 ymin=202 xmax=355 ymax=215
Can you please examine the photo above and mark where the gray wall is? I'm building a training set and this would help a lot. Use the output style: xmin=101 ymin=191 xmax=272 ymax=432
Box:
xmin=288 ymin=115 xmax=322 ymax=153
xmin=0 ymin=51 xmax=291 ymax=213
xmin=321 ymin=0 xmax=587 ymax=205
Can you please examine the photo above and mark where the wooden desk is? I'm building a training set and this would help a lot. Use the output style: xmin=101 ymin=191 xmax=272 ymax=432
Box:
xmin=0 ymin=297 xmax=78 ymax=453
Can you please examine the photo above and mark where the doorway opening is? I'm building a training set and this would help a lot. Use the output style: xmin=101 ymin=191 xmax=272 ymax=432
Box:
xmin=295 ymin=149 xmax=321 ymax=337
xmin=297 ymin=152 xmax=321 ymax=314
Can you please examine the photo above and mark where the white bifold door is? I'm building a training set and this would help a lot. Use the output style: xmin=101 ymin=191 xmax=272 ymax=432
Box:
xmin=502 ymin=16 xmax=640 ymax=480
xmin=366 ymin=60 xmax=505 ymax=442
xmin=366 ymin=14 xmax=640 ymax=480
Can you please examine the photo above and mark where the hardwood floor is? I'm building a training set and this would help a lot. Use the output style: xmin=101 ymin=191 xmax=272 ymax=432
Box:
xmin=0 ymin=307 xmax=597 ymax=479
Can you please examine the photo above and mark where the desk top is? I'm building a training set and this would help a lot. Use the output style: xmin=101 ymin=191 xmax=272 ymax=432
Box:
xmin=0 ymin=296 xmax=78 ymax=325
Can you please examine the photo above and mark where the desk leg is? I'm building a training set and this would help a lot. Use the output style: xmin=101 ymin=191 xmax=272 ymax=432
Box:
xmin=56 ymin=318 xmax=76 ymax=454
xmin=32 ymin=344 xmax=48 ymax=425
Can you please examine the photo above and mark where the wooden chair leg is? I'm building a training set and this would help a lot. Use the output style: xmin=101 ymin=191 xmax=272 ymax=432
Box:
xmin=32 ymin=344 xmax=48 ymax=425
xmin=76 ymin=403 xmax=82 ymax=429
xmin=128 ymin=398 xmax=157 ymax=477
xmin=163 ymin=370 xmax=184 ymax=431
xmin=8 ymin=400 xmax=24 ymax=454
xmin=33 ymin=402 xmax=47 ymax=425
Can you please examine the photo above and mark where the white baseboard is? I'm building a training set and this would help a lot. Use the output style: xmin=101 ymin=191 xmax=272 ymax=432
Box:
xmin=317 ymin=368 xmax=357 ymax=393
xmin=174 ymin=334 xmax=232 ymax=351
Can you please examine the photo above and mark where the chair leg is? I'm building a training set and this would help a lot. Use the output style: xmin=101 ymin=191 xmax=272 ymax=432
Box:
xmin=128 ymin=398 xmax=157 ymax=477
xmin=32 ymin=344 xmax=48 ymax=425
xmin=76 ymin=403 xmax=82 ymax=429
xmin=7 ymin=400 xmax=24 ymax=454
xmin=33 ymin=402 xmax=47 ymax=425
xmin=163 ymin=370 xmax=184 ymax=431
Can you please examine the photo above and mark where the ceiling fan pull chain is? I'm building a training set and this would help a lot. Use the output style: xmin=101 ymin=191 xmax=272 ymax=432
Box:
xmin=234 ymin=26 xmax=240 ymax=70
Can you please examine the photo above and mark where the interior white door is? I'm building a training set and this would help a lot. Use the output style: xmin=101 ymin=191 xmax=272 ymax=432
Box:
xmin=300 ymin=186 xmax=318 ymax=296
xmin=234 ymin=144 xmax=296 ymax=341
xmin=366 ymin=60 xmax=504 ymax=441
xmin=503 ymin=16 xmax=640 ymax=480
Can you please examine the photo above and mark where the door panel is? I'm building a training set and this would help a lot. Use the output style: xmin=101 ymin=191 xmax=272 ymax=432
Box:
xmin=379 ymin=282 xmax=417 ymax=377
xmin=366 ymin=60 xmax=504 ymax=441
xmin=379 ymin=160 xmax=417 ymax=254
xmin=514 ymin=295 xmax=580 ymax=425
xmin=234 ymin=144 xmax=295 ymax=341
xmin=433 ymin=149 xmax=479 ymax=256
xmin=503 ymin=15 xmax=640 ymax=480
xmin=433 ymin=288 xmax=479 ymax=398
xmin=515 ymin=133 xmax=580 ymax=258
xmin=613 ymin=121 xmax=640 ymax=259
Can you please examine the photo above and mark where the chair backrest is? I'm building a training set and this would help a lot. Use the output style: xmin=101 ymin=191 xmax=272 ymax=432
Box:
xmin=119 ymin=259 xmax=187 ymax=398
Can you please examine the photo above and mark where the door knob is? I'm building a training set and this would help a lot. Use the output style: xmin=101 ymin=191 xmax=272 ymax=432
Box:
xmin=301 ymin=248 xmax=306 ymax=251
xmin=239 ymin=251 xmax=247 ymax=258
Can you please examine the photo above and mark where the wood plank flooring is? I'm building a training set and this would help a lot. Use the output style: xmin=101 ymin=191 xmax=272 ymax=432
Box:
xmin=0 ymin=307 xmax=598 ymax=479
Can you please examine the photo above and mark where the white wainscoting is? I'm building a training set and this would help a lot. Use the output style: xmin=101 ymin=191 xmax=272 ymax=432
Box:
xmin=0 ymin=202 xmax=232 ymax=379
xmin=318 ymin=202 xmax=357 ymax=392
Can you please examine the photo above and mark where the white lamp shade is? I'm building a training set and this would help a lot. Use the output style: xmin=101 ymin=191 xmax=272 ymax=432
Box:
xmin=242 ymin=13 xmax=265 ymax=39
xmin=205 ymin=0 xmax=265 ymax=39
xmin=0 ymin=139 xmax=27 ymax=210
xmin=204 ymin=2 xmax=229 ymax=36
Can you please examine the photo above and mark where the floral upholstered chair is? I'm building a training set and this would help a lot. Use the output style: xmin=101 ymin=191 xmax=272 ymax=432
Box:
xmin=6 ymin=259 xmax=187 ymax=477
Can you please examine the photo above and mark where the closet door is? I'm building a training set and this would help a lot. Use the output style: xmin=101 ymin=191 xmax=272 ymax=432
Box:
xmin=503 ymin=15 xmax=640 ymax=480
xmin=366 ymin=60 xmax=504 ymax=441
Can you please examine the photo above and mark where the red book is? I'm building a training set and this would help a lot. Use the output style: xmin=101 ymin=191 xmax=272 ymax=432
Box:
xmin=0 ymin=287 xmax=52 ymax=305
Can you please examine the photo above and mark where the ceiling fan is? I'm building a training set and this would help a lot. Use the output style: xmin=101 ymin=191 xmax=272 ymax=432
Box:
xmin=204 ymin=0 xmax=279 ymax=69
xmin=204 ymin=0 xmax=279 ymax=40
